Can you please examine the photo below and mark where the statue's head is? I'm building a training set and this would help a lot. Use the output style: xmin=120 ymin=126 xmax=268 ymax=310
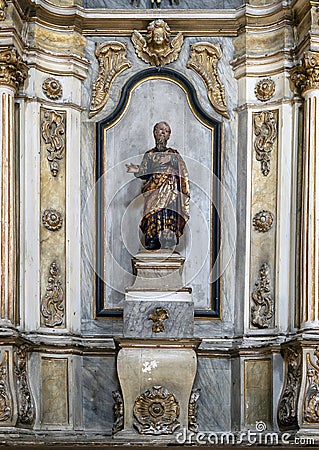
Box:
xmin=153 ymin=121 xmax=171 ymax=145
xmin=147 ymin=19 xmax=171 ymax=47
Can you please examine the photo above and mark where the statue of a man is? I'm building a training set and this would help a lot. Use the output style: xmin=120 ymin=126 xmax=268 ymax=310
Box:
xmin=126 ymin=122 xmax=190 ymax=250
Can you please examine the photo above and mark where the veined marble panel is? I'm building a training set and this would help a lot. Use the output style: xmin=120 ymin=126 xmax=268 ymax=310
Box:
xmin=83 ymin=0 xmax=243 ymax=8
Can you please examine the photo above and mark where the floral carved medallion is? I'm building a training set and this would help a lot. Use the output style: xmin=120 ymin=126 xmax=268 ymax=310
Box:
xmin=253 ymin=210 xmax=274 ymax=233
xmin=255 ymin=78 xmax=275 ymax=102
xmin=133 ymin=386 xmax=180 ymax=434
xmin=42 ymin=209 xmax=63 ymax=232
xmin=42 ymin=78 xmax=62 ymax=100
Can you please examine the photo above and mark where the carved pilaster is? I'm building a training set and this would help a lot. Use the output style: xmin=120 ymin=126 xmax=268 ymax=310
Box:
xmin=291 ymin=52 xmax=319 ymax=328
xmin=0 ymin=47 xmax=28 ymax=327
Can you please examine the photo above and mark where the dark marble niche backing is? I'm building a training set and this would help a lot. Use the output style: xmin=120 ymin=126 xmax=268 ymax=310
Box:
xmin=95 ymin=67 xmax=222 ymax=319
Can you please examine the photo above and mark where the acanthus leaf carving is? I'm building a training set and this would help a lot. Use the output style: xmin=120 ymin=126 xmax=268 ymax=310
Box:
xmin=290 ymin=52 xmax=319 ymax=95
xmin=278 ymin=347 xmax=302 ymax=428
xmin=186 ymin=42 xmax=229 ymax=119
xmin=41 ymin=261 xmax=65 ymax=328
xmin=303 ymin=349 xmax=319 ymax=423
xmin=0 ymin=351 xmax=12 ymax=423
xmin=112 ymin=390 xmax=124 ymax=434
xmin=253 ymin=110 xmax=277 ymax=176
xmin=14 ymin=346 xmax=35 ymax=426
xmin=188 ymin=388 xmax=200 ymax=432
xmin=0 ymin=47 xmax=28 ymax=91
xmin=149 ymin=307 xmax=169 ymax=333
xmin=89 ymin=41 xmax=132 ymax=119
xmin=251 ymin=263 xmax=274 ymax=328
xmin=41 ymin=110 xmax=65 ymax=177
xmin=133 ymin=385 xmax=180 ymax=434
xmin=132 ymin=19 xmax=183 ymax=67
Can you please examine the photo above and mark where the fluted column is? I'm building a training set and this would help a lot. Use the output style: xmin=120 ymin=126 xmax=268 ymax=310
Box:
xmin=291 ymin=52 xmax=319 ymax=329
xmin=0 ymin=47 xmax=27 ymax=327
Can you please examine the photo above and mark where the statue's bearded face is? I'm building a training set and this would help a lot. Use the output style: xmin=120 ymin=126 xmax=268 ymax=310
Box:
xmin=154 ymin=123 xmax=171 ymax=145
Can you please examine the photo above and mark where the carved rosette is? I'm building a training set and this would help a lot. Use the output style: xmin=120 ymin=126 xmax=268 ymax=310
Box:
xmin=112 ymin=390 xmax=124 ymax=434
xmin=89 ymin=42 xmax=132 ymax=118
xmin=255 ymin=78 xmax=275 ymax=102
xmin=253 ymin=111 xmax=278 ymax=176
xmin=14 ymin=347 xmax=35 ymax=426
xmin=41 ymin=110 xmax=66 ymax=177
xmin=0 ymin=0 xmax=7 ymax=20
xmin=278 ymin=347 xmax=302 ymax=428
xmin=186 ymin=43 xmax=229 ymax=119
xmin=0 ymin=47 xmax=28 ymax=91
xmin=133 ymin=386 xmax=180 ymax=434
xmin=41 ymin=262 xmax=65 ymax=327
xmin=149 ymin=307 xmax=169 ymax=333
xmin=303 ymin=349 xmax=319 ymax=423
xmin=253 ymin=210 xmax=274 ymax=233
xmin=251 ymin=263 xmax=274 ymax=328
xmin=188 ymin=388 xmax=200 ymax=432
xmin=290 ymin=52 xmax=319 ymax=95
xmin=0 ymin=351 xmax=12 ymax=423
xmin=42 ymin=78 xmax=62 ymax=100
xmin=132 ymin=19 xmax=183 ymax=67
xmin=42 ymin=209 xmax=63 ymax=231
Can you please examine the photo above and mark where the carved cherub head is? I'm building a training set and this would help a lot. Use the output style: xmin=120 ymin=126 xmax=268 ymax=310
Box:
xmin=147 ymin=19 xmax=171 ymax=50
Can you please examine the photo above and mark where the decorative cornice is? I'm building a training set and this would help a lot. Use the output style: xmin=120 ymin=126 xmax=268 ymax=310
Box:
xmin=290 ymin=52 xmax=319 ymax=95
xmin=0 ymin=47 xmax=28 ymax=91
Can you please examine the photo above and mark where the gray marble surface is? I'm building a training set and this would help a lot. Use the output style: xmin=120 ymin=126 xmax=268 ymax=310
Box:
xmin=83 ymin=0 xmax=243 ymax=9
xmin=82 ymin=355 xmax=119 ymax=432
xmin=124 ymin=298 xmax=194 ymax=337
xmin=194 ymin=357 xmax=232 ymax=431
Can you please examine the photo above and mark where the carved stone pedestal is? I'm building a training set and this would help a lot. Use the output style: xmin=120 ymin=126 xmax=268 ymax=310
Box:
xmin=114 ymin=251 xmax=200 ymax=440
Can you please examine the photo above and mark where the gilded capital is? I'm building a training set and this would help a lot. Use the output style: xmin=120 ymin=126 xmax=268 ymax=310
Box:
xmin=0 ymin=47 xmax=28 ymax=91
xmin=290 ymin=52 xmax=319 ymax=95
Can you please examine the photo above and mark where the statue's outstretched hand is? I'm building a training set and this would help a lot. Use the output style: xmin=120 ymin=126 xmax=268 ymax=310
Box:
xmin=125 ymin=163 xmax=139 ymax=173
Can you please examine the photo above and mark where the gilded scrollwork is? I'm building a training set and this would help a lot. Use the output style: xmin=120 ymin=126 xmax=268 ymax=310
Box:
xmin=42 ymin=209 xmax=63 ymax=232
xmin=290 ymin=52 xmax=319 ymax=95
xmin=0 ymin=351 xmax=12 ymax=423
xmin=42 ymin=78 xmax=63 ymax=100
xmin=0 ymin=47 xmax=28 ymax=91
xmin=278 ymin=347 xmax=302 ymax=428
xmin=186 ymin=43 xmax=229 ymax=119
xmin=41 ymin=110 xmax=66 ymax=177
xmin=188 ymin=388 xmax=200 ymax=432
xmin=253 ymin=110 xmax=278 ymax=177
xmin=89 ymin=42 xmax=131 ymax=119
xmin=0 ymin=0 xmax=7 ymax=20
xmin=251 ymin=263 xmax=274 ymax=328
xmin=253 ymin=210 xmax=274 ymax=233
xmin=132 ymin=19 xmax=183 ymax=67
xmin=133 ymin=385 xmax=180 ymax=434
xmin=112 ymin=390 xmax=124 ymax=434
xmin=303 ymin=350 xmax=319 ymax=423
xmin=255 ymin=78 xmax=275 ymax=102
xmin=14 ymin=347 xmax=35 ymax=426
xmin=41 ymin=262 xmax=64 ymax=327
xmin=149 ymin=307 xmax=169 ymax=333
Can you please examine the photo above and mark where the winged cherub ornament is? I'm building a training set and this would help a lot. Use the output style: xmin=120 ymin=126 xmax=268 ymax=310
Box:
xmin=131 ymin=19 xmax=183 ymax=67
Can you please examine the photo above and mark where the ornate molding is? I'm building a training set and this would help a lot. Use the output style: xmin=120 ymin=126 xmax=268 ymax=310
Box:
xmin=41 ymin=110 xmax=66 ymax=177
xmin=89 ymin=42 xmax=131 ymax=119
xmin=252 ymin=210 xmax=274 ymax=233
xmin=303 ymin=349 xmax=319 ymax=423
xmin=0 ymin=0 xmax=7 ymax=20
xmin=0 ymin=351 xmax=12 ymax=423
xmin=188 ymin=388 xmax=200 ymax=432
xmin=255 ymin=78 xmax=275 ymax=102
xmin=253 ymin=110 xmax=277 ymax=177
xmin=132 ymin=19 xmax=183 ymax=67
xmin=41 ymin=262 xmax=64 ymax=327
xmin=112 ymin=390 xmax=124 ymax=434
xmin=42 ymin=78 xmax=62 ymax=100
xmin=133 ymin=386 xmax=180 ymax=434
xmin=14 ymin=347 xmax=35 ymax=426
xmin=0 ymin=47 xmax=28 ymax=91
xmin=42 ymin=209 xmax=63 ymax=232
xmin=278 ymin=347 xmax=302 ymax=428
xmin=290 ymin=52 xmax=319 ymax=95
xmin=186 ymin=43 xmax=229 ymax=119
xmin=251 ymin=263 xmax=274 ymax=328
xmin=149 ymin=307 xmax=168 ymax=333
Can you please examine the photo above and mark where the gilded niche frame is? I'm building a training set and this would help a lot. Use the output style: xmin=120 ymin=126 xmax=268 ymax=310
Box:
xmin=95 ymin=67 xmax=222 ymax=319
